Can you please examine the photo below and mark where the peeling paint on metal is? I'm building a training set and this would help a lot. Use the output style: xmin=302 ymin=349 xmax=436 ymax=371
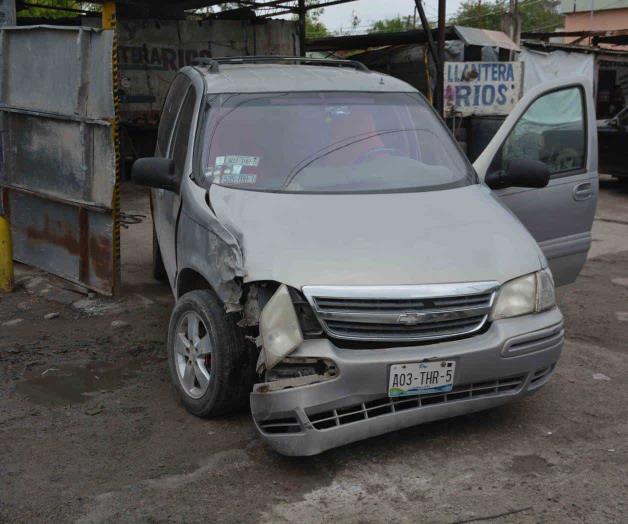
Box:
xmin=0 ymin=26 xmax=117 ymax=294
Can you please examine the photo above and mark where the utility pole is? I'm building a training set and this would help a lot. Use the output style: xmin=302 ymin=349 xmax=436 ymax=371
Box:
xmin=298 ymin=0 xmax=306 ymax=57
xmin=503 ymin=0 xmax=521 ymax=59
xmin=415 ymin=0 xmax=438 ymax=69
xmin=414 ymin=0 xmax=439 ymax=107
xmin=437 ymin=0 xmax=446 ymax=116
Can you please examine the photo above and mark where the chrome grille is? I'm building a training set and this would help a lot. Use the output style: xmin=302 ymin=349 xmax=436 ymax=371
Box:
xmin=302 ymin=282 xmax=498 ymax=342
xmin=307 ymin=374 xmax=525 ymax=430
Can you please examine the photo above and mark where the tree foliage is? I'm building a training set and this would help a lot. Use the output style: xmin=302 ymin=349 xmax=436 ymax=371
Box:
xmin=304 ymin=10 xmax=329 ymax=38
xmin=450 ymin=0 xmax=563 ymax=33
xmin=290 ymin=1 xmax=330 ymax=38
xmin=17 ymin=0 xmax=88 ymax=19
xmin=369 ymin=16 xmax=414 ymax=34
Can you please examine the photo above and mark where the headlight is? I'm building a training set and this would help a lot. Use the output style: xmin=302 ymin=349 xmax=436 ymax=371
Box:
xmin=259 ymin=284 xmax=304 ymax=370
xmin=490 ymin=269 xmax=555 ymax=321
xmin=535 ymin=268 xmax=556 ymax=312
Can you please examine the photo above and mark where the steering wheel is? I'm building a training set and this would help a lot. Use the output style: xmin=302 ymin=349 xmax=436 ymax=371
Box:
xmin=356 ymin=147 xmax=404 ymax=164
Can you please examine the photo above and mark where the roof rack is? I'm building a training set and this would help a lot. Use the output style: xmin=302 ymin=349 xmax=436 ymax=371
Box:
xmin=191 ymin=56 xmax=370 ymax=74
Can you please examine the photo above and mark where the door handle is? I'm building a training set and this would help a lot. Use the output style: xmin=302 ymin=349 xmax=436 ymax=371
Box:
xmin=573 ymin=182 xmax=593 ymax=201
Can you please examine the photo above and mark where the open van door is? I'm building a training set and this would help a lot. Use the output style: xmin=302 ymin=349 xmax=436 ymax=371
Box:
xmin=474 ymin=77 xmax=598 ymax=286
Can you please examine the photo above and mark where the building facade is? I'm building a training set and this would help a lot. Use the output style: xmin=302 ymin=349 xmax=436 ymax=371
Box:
xmin=560 ymin=1 xmax=628 ymax=118
xmin=561 ymin=1 xmax=628 ymax=39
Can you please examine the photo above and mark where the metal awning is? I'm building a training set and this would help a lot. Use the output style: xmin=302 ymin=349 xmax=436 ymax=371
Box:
xmin=453 ymin=26 xmax=520 ymax=52
xmin=522 ymin=29 xmax=628 ymax=49
xmin=17 ymin=1 xmax=361 ymax=18
xmin=522 ymin=40 xmax=628 ymax=59
xmin=307 ymin=27 xmax=458 ymax=52
xmin=307 ymin=25 xmax=518 ymax=53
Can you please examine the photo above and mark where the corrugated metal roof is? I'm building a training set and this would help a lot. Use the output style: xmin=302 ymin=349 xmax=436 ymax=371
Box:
xmin=522 ymin=40 xmax=628 ymax=58
xmin=307 ymin=27 xmax=457 ymax=52
xmin=307 ymin=25 xmax=519 ymax=53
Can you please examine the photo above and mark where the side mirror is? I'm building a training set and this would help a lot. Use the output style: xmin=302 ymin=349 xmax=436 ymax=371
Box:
xmin=485 ymin=158 xmax=550 ymax=190
xmin=132 ymin=157 xmax=178 ymax=192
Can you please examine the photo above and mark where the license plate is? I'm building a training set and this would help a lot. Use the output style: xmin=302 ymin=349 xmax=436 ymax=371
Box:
xmin=388 ymin=361 xmax=456 ymax=397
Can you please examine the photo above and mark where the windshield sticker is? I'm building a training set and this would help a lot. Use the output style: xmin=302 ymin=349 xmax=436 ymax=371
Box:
xmin=223 ymin=155 xmax=260 ymax=167
xmin=220 ymin=173 xmax=257 ymax=185
xmin=210 ymin=155 xmax=259 ymax=185
xmin=210 ymin=161 xmax=259 ymax=184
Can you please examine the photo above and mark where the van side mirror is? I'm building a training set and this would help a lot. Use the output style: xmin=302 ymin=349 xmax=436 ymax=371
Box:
xmin=485 ymin=158 xmax=550 ymax=190
xmin=132 ymin=157 xmax=178 ymax=192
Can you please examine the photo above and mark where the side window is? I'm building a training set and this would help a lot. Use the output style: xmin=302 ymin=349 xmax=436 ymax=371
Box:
xmin=500 ymin=86 xmax=586 ymax=175
xmin=156 ymin=75 xmax=190 ymax=156
xmin=169 ymin=88 xmax=197 ymax=178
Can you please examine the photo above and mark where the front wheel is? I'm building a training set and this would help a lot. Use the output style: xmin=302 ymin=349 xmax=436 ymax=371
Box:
xmin=167 ymin=289 xmax=254 ymax=417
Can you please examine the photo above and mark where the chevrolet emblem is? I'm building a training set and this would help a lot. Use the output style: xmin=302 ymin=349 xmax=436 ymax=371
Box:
xmin=397 ymin=312 xmax=428 ymax=325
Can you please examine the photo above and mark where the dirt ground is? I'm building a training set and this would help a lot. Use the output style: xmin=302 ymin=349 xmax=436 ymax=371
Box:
xmin=1 ymin=178 xmax=627 ymax=523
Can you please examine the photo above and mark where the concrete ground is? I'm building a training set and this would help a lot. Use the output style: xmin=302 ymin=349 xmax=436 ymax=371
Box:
xmin=1 ymin=177 xmax=627 ymax=523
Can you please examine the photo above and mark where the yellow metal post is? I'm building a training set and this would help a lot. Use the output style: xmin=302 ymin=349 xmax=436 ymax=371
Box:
xmin=103 ymin=0 xmax=122 ymax=294
xmin=0 ymin=214 xmax=14 ymax=293
xmin=102 ymin=1 xmax=116 ymax=29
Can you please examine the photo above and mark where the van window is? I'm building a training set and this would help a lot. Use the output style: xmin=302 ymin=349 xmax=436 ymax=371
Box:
xmin=169 ymin=88 xmax=197 ymax=177
xmin=156 ymin=75 xmax=190 ymax=156
xmin=198 ymin=92 xmax=475 ymax=194
xmin=501 ymin=86 xmax=586 ymax=175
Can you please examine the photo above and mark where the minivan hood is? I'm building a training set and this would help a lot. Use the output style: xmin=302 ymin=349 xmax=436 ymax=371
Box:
xmin=209 ymin=184 xmax=544 ymax=289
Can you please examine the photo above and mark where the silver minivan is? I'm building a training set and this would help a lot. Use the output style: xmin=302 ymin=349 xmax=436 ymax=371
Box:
xmin=133 ymin=57 xmax=598 ymax=456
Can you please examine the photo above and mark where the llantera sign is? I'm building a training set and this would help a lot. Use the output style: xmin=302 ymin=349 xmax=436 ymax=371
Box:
xmin=444 ymin=61 xmax=523 ymax=117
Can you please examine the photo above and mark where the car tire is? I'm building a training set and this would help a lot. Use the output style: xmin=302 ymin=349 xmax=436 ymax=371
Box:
xmin=153 ymin=229 xmax=167 ymax=281
xmin=167 ymin=289 xmax=255 ymax=417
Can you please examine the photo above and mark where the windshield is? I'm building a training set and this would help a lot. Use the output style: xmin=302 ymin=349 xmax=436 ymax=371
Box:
xmin=197 ymin=92 xmax=475 ymax=194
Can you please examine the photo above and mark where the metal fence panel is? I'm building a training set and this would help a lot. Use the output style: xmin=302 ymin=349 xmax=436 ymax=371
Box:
xmin=8 ymin=191 xmax=81 ymax=280
xmin=0 ymin=26 xmax=118 ymax=295
xmin=1 ymin=112 xmax=115 ymax=207
xmin=3 ymin=190 xmax=114 ymax=292
xmin=0 ymin=26 xmax=114 ymax=119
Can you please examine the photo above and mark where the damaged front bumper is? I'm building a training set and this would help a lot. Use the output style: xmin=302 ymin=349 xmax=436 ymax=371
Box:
xmin=250 ymin=308 xmax=564 ymax=456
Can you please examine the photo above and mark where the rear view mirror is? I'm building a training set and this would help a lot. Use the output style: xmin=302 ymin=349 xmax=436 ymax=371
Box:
xmin=485 ymin=158 xmax=550 ymax=190
xmin=132 ymin=157 xmax=178 ymax=192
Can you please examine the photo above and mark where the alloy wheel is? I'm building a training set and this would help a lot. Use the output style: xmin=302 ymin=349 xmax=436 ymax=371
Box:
xmin=174 ymin=311 xmax=213 ymax=399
